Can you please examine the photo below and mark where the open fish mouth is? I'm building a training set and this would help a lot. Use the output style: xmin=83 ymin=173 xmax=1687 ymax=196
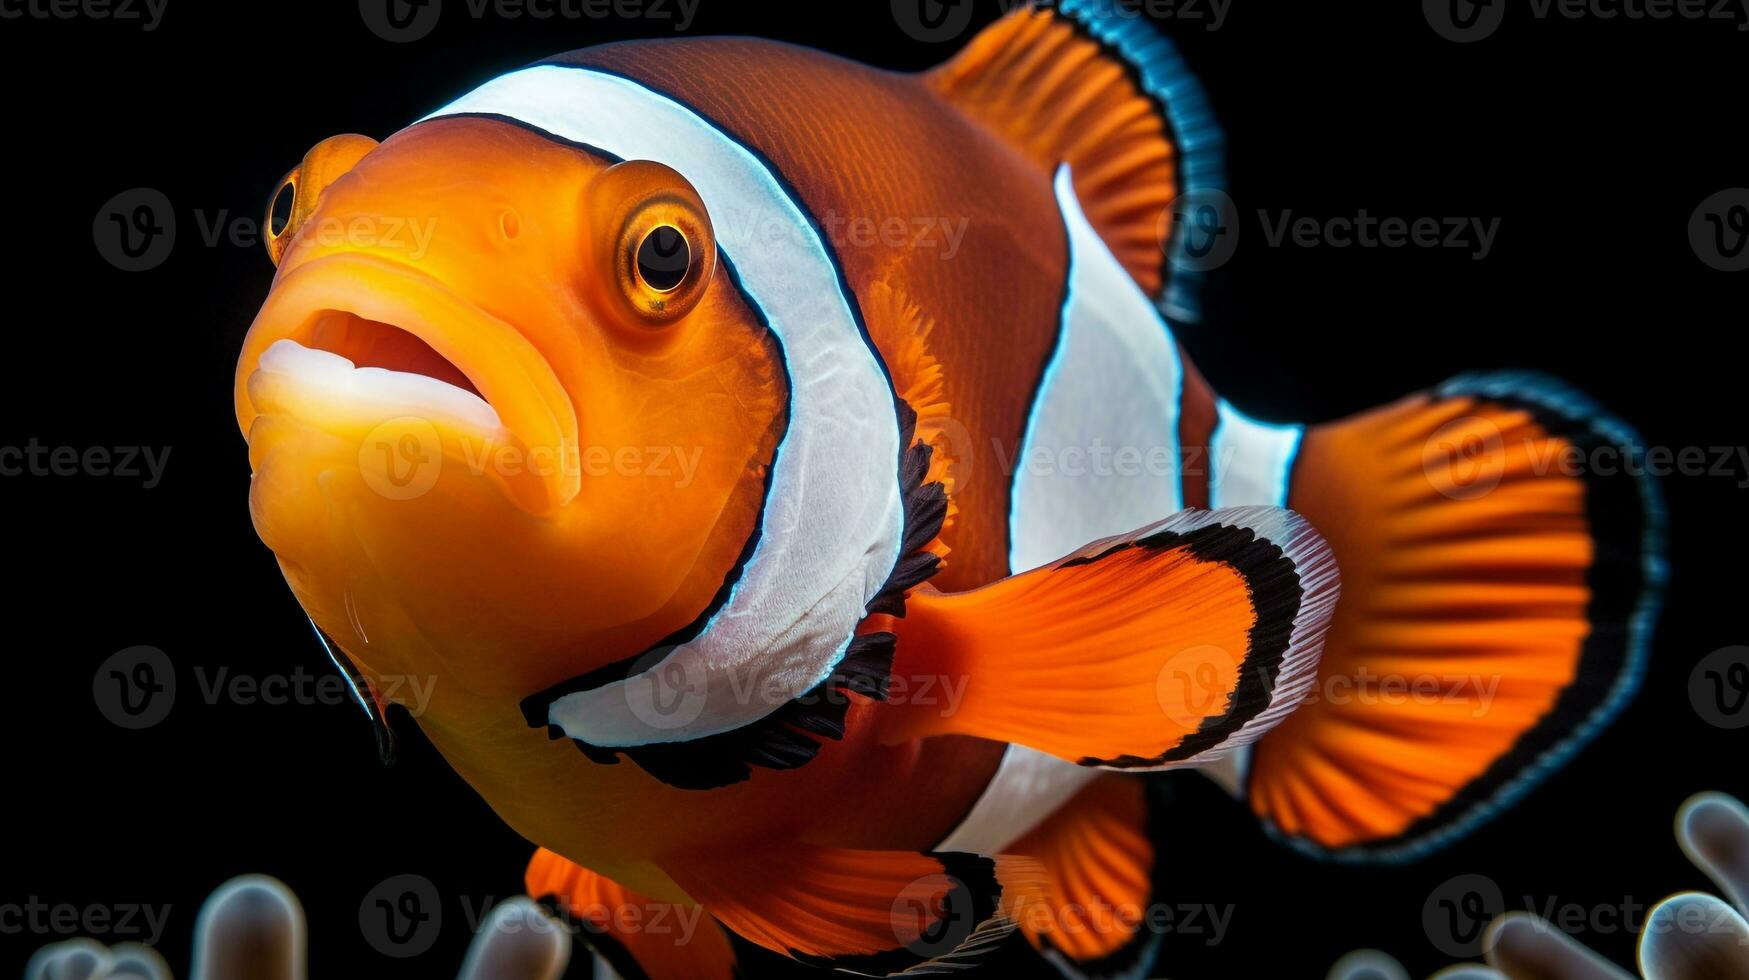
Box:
xmin=235 ymin=252 xmax=579 ymax=511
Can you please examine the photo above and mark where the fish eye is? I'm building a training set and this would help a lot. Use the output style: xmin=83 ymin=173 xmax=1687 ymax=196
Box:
xmin=636 ymin=225 xmax=690 ymax=293
xmin=588 ymin=160 xmax=716 ymax=329
xmin=268 ymin=179 xmax=296 ymax=238
xmin=265 ymin=172 xmax=300 ymax=266
xmin=264 ymin=134 xmax=379 ymax=267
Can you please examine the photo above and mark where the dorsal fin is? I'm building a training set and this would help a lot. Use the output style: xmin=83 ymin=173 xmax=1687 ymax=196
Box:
xmin=926 ymin=0 xmax=1223 ymax=322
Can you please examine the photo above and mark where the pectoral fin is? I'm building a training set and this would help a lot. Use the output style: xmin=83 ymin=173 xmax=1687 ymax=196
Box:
xmin=880 ymin=507 xmax=1339 ymax=771
xmin=665 ymin=845 xmax=1044 ymax=977
xmin=525 ymin=849 xmax=737 ymax=980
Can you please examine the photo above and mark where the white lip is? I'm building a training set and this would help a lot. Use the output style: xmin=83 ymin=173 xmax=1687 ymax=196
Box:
xmin=257 ymin=338 xmax=504 ymax=434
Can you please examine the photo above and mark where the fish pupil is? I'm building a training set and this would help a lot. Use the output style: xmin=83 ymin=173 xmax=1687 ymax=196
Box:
xmin=637 ymin=225 xmax=690 ymax=292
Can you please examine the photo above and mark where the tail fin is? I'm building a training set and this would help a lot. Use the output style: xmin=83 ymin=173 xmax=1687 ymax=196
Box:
xmin=1243 ymin=372 xmax=1666 ymax=861
xmin=926 ymin=0 xmax=1222 ymax=322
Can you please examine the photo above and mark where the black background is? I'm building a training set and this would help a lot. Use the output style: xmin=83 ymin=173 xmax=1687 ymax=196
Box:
xmin=3 ymin=1 xmax=1744 ymax=977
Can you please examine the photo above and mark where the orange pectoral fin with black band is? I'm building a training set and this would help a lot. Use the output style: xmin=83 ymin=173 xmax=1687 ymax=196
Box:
xmin=880 ymin=507 xmax=1340 ymax=771
xmin=663 ymin=845 xmax=1045 ymax=977
xmin=525 ymin=850 xmax=738 ymax=980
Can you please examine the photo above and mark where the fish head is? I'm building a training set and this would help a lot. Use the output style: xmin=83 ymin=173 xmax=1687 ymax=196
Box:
xmin=234 ymin=116 xmax=787 ymax=721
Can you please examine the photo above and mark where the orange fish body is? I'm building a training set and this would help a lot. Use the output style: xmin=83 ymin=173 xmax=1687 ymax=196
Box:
xmin=235 ymin=5 xmax=1664 ymax=975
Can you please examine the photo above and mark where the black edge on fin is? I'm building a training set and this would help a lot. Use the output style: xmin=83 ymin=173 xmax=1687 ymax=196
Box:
xmin=789 ymin=852 xmax=1011 ymax=977
xmin=1052 ymin=0 xmax=1226 ymax=325
xmin=1038 ymin=782 xmax=1172 ymax=980
xmin=1262 ymin=371 xmax=1667 ymax=863
xmin=1067 ymin=521 xmax=1305 ymax=769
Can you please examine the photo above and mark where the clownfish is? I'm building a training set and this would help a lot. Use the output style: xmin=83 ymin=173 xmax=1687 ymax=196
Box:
xmin=233 ymin=3 xmax=1666 ymax=976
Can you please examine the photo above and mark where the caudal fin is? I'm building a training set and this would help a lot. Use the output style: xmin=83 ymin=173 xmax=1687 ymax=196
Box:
xmin=1245 ymin=372 xmax=1666 ymax=861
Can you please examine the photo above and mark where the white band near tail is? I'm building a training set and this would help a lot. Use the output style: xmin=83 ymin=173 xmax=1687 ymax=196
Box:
xmin=425 ymin=66 xmax=904 ymax=746
xmin=972 ymin=170 xmax=1327 ymax=851
xmin=1209 ymin=399 xmax=1303 ymax=510
xmin=970 ymin=165 xmax=1194 ymax=851
xmin=936 ymin=745 xmax=1099 ymax=855
xmin=1009 ymin=165 xmax=1187 ymax=574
